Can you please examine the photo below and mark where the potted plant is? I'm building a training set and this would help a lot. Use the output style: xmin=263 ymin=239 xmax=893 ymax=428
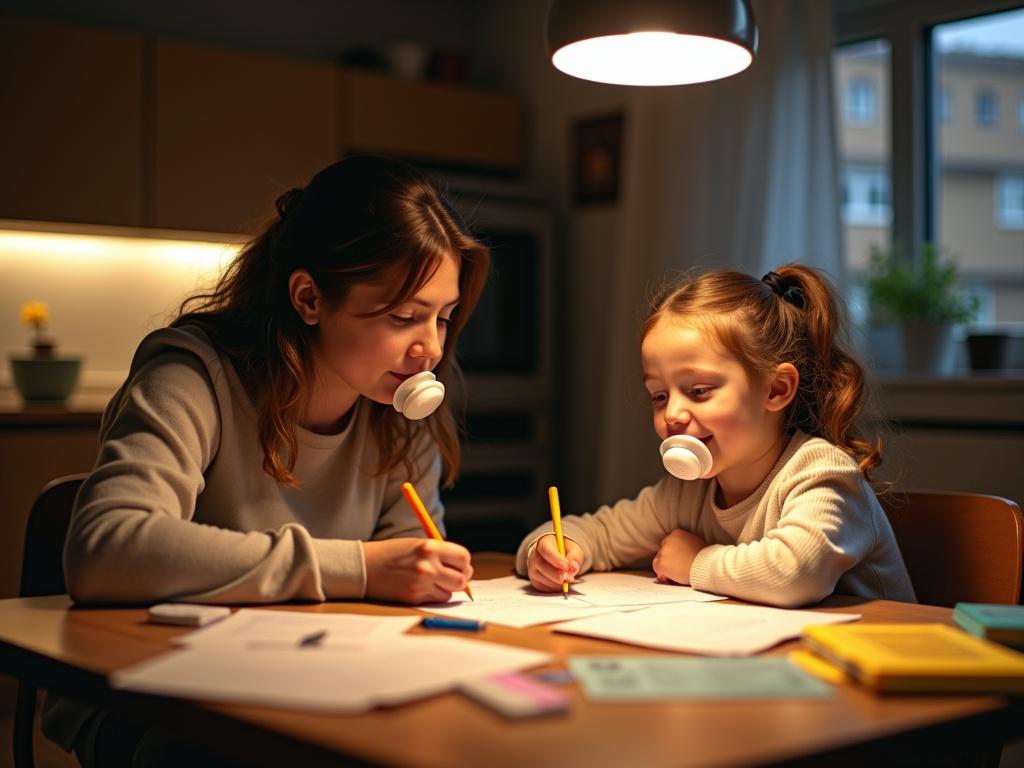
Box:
xmin=863 ymin=243 xmax=978 ymax=373
xmin=9 ymin=302 xmax=82 ymax=402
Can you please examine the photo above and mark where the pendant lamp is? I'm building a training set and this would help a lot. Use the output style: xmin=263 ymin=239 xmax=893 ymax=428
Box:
xmin=547 ymin=0 xmax=758 ymax=86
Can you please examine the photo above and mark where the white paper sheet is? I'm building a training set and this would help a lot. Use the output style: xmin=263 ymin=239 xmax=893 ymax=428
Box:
xmin=568 ymin=573 xmax=727 ymax=607
xmin=110 ymin=635 xmax=551 ymax=712
xmin=420 ymin=573 xmax=724 ymax=628
xmin=554 ymin=601 xmax=861 ymax=656
xmin=174 ymin=609 xmax=421 ymax=650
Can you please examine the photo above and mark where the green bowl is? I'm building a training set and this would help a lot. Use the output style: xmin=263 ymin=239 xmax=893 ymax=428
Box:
xmin=9 ymin=356 xmax=82 ymax=402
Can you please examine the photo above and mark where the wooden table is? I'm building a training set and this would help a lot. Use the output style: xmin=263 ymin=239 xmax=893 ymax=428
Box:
xmin=1 ymin=554 xmax=1022 ymax=768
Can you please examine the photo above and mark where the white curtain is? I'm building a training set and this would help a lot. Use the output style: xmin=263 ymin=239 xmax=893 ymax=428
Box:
xmin=594 ymin=0 xmax=843 ymax=503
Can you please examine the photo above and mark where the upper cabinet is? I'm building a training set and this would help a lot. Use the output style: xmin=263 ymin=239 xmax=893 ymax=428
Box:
xmin=149 ymin=41 xmax=337 ymax=233
xmin=0 ymin=16 xmax=144 ymax=227
xmin=0 ymin=16 xmax=525 ymax=234
xmin=338 ymin=71 xmax=524 ymax=174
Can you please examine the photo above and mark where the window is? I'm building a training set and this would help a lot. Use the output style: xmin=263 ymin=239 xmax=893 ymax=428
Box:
xmin=996 ymin=174 xmax=1024 ymax=229
xmin=842 ymin=166 xmax=892 ymax=226
xmin=832 ymin=39 xmax=891 ymax=272
xmin=845 ymin=78 xmax=877 ymax=124
xmin=935 ymin=8 xmax=1024 ymax=324
xmin=938 ymin=86 xmax=953 ymax=125
xmin=834 ymin=5 xmax=1024 ymax=328
xmin=975 ymin=88 xmax=999 ymax=128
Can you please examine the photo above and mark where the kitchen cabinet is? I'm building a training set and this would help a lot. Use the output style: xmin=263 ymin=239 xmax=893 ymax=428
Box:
xmin=149 ymin=40 xmax=338 ymax=233
xmin=0 ymin=16 xmax=144 ymax=227
xmin=339 ymin=70 xmax=524 ymax=173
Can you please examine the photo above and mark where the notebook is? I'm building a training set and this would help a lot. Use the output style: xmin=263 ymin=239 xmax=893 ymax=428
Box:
xmin=953 ymin=603 xmax=1024 ymax=648
xmin=801 ymin=623 xmax=1024 ymax=694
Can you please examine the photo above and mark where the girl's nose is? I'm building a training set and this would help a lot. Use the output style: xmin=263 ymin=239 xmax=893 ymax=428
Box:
xmin=665 ymin=397 xmax=692 ymax=429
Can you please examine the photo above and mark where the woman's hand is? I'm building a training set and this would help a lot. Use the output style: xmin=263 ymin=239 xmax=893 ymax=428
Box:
xmin=527 ymin=534 xmax=583 ymax=592
xmin=363 ymin=538 xmax=473 ymax=604
xmin=652 ymin=529 xmax=707 ymax=585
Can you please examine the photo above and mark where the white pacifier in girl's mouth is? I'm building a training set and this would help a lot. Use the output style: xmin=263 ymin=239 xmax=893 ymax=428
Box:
xmin=392 ymin=371 xmax=445 ymax=420
xmin=659 ymin=434 xmax=713 ymax=481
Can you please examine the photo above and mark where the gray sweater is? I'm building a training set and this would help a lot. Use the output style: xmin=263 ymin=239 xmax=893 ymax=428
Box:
xmin=517 ymin=431 xmax=915 ymax=608
xmin=64 ymin=325 xmax=444 ymax=605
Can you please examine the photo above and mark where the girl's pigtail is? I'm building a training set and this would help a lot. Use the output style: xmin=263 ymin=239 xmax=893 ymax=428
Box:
xmin=776 ymin=264 xmax=882 ymax=479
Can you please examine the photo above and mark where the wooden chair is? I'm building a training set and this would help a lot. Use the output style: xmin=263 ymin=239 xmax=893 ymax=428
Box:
xmin=15 ymin=474 xmax=86 ymax=768
xmin=881 ymin=489 xmax=1024 ymax=607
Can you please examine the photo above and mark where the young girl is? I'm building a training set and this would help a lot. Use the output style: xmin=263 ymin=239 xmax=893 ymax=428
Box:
xmin=520 ymin=265 xmax=915 ymax=608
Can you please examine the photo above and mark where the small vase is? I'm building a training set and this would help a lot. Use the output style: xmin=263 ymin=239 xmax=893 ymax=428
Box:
xmin=9 ymin=355 xmax=82 ymax=403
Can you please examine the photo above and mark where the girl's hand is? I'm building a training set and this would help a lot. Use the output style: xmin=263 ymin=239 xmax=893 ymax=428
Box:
xmin=527 ymin=534 xmax=583 ymax=592
xmin=363 ymin=538 xmax=473 ymax=604
xmin=653 ymin=529 xmax=707 ymax=585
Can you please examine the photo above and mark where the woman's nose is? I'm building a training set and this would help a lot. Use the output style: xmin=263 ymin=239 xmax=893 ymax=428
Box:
xmin=411 ymin=325 xmax=443 ymax=360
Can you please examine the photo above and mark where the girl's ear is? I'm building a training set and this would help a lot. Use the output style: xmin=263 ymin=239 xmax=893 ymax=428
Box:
xmin=765 ymin=362 xmax=799 ymax=412
xmin=288 ymin=269 xmax=322 ymax=325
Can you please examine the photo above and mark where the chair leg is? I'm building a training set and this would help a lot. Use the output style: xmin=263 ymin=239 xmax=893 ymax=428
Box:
xmin=14 ymin=682 xmax=36 ymax=768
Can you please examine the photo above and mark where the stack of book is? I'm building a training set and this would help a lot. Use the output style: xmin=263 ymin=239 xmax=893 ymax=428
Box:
xmin=798 ymin=620 xmax=1024 ymax=694
xmin=952 ymin=603 xmax=1024 ymax=650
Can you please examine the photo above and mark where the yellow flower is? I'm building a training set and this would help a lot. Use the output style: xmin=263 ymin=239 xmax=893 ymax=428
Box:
xmin=19 ymin=301 xmax=49 ymax=329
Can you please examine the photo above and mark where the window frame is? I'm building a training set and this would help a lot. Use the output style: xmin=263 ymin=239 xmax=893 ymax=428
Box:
xmin=833 ymin=0 xmax=1023 ymax=268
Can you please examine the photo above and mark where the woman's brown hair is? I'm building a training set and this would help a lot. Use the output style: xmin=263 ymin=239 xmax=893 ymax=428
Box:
xmin=641 ymin=264 xmax=882 ymax=479
xmin=173 ymin=155 xmax=490 ymax=487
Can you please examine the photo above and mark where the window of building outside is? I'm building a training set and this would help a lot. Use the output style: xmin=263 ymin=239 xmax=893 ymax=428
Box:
xmin=935 ymin=8 xmax=1024 ymax=325
xmin=974 ymin=87 xmax=999 ymax=127
xmin=845 ymin=78 xmax=878 ymax=124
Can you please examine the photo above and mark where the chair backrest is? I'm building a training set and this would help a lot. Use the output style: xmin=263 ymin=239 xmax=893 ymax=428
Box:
xmin=881 ymin=489 xmax=1024 ymax=607
xmin=19 ymin=474 xmax=86 ymax=598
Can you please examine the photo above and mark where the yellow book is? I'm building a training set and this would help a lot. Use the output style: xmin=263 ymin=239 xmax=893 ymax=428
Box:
xmin=801 ymin=623 xmax=1024 ymax=694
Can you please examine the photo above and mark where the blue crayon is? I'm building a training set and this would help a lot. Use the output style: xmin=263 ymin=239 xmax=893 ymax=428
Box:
xmin=420 ymin=616 xmax=485 ymax=631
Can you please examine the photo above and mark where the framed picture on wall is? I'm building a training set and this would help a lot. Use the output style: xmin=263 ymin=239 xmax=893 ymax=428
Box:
xmin=572 ymin=112 xmax=623 ymax=206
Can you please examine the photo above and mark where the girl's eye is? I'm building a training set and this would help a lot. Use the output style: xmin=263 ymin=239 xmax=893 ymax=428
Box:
xmin=390 ymin=315 xmax=415 ymax=326
xmin=650 ymin=393 xmax=667 ymax=406
xmin=689 ymin=386 xmax=713 ymax=399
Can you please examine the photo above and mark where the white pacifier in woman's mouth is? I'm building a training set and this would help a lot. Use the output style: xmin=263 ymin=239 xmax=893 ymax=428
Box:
xmin=392 ymin=371 xmax=445 ymax=420
xmin=659 ymin=434 xmax=713 ymax=480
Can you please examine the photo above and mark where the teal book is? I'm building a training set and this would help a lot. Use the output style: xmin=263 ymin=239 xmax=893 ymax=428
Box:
xmin=953 ymin=603 xmax=1024 ymax=648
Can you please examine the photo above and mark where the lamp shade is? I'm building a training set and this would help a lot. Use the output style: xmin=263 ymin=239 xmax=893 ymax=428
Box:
xmin=547 ymin=0 xmax=758 ymax=86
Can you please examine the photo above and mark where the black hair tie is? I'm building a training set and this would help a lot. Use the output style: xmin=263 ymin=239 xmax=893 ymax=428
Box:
xmin=275 ymin=187 xmax=305 ymax=219
xmin=761 ymin=271 xmax=806 ymax=309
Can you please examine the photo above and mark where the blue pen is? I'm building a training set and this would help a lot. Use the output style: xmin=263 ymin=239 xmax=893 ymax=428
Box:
xmin=421 ymin=616 xmax=485 ymax=631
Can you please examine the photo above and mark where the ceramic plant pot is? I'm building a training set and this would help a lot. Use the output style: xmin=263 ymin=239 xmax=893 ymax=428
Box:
xmin=9 ymin=356 xmax=82 ymax=402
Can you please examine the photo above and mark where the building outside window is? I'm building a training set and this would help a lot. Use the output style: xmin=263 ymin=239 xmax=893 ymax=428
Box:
xmin=834 ymin=6 xmax=1024 ymax=327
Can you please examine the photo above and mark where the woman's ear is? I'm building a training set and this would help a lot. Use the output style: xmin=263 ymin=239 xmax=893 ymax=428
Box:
xmin=288 ymin=269 xmax=321 ymax=325
xmin=765 ymin=362 xmax=799 ymax=412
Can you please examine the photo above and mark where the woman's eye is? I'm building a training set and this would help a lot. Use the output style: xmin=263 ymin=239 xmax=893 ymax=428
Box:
xmin=437 ymin=316 xmax=452 ymax=328
xmin=390 ymin=315 xmax=415 ymax=326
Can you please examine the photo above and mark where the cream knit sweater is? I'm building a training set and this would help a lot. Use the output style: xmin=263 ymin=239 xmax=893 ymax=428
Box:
xmin=516 ymin=431 xmax=915 ymax=607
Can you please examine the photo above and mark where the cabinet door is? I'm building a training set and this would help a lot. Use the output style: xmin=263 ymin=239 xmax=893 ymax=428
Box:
xmin=339 ymin=71 xmax=524 ymax=173
xmin=150 ymin=40 xmax=337 ymax=233
xmin=0 ymin=16 xmax=144 ymax=226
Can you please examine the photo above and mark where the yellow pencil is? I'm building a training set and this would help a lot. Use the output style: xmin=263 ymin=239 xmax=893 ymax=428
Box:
xmin=548 ymin=486 xmax=569 ymax=598
xmin=401 ymin=481 xmax=474 ymax=601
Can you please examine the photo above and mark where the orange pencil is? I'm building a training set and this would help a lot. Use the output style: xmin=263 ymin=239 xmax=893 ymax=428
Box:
xmin=401 ymin=481 xmax=474 ymax=601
